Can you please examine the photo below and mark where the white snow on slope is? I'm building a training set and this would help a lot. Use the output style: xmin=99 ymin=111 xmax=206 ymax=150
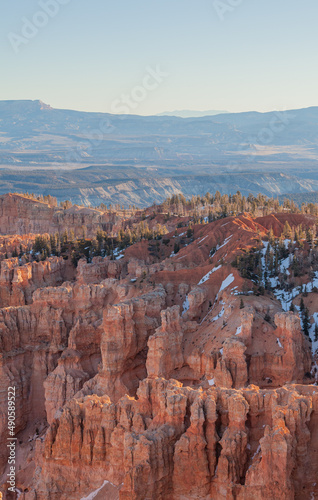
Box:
xmin=236 ymin=326 xmax=242 ymax=335
xmin=182 ymin=295 xmax=190 ymax=316
xmin=216 ymin=235 xmax=232 ymax=251
xmin=310 ymin=312 xmax=318 ymax=354
xmin=277 ymin=338 xmax=283 ymax=349
xmin=219 ymin=274 xmax=235 ymax=293
xmin=211 ymin=307 xmax=225 ymax=322
xmin=198 ymin=235 xmax=209 ymax=244
xmin=261 ymin=241 xmax=295 ymax=311
xmin=308 ymin=272 xmax=318 ymax=291
xmin=260 ymin=241 xmax=318 ymax=356
xmin=198 ymin=265 xmax=222 ymax=285
xmin=81 ymin=481 xmax=111 ymax=500
xmin=280 ymin=256 xmax=291 ymax=275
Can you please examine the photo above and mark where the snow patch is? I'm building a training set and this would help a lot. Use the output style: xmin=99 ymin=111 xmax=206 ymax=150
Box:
xmin=251 ymin=445 xmax=261 ymax=461
xmin=216 ymin=235 xmax=232 ymax=252
xmin=81 ymin=481 xmax=110 ymax=500
xmin=236 ymin=325 xmax=242 ymax=336
xmin=310 ymin=312 xmax=318 ymax=355
xmin=198 ymin=234 xmax=209 ymax=244
xmin=277 ymin=338 xmax=283 ymax=349
xmin=219 ymin=274 xmax=235 ymax=293
xmin=280 ymin=256 xmax=291 ymax=275
xmin=211 ymin=307 xmax=225 ymax=322
xmin=198 ymin=265 xmax=222 ymax=285
xmin=182 ymin=296 xmax=190 ymax=316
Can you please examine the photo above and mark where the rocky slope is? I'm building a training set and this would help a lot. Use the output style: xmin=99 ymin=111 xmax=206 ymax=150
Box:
xmin=0 ymin=194 xmax=131 ymax=237
xmin=0 ymin=198 xmax=317 ymax=499
xmin=0 ymin=171 xmax=318 ymax=208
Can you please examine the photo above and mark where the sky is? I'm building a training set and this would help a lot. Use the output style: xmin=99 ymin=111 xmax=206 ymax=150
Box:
xmin=1 ymin=0 xmax=318 ymax=115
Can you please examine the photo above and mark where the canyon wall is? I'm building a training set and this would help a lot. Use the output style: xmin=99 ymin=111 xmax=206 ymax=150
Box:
xmin=0 ymin=194 xmax=124 ymax=237
xmin=0 ymin=206 xmax=317 ymax=499
xmin=28 ymin=380 xmax=318 ymax=500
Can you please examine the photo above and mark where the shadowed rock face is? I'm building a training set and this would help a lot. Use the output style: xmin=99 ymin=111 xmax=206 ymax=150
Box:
xmin=0 ymin=202 xmax=317 ymax=500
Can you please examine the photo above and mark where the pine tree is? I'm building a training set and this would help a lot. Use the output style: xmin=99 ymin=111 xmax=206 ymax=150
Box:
xmin=283 ymin=221 xmax=292 ymax=239
xmin=268 ymin=227 xmax=275 ymax=245
xmin=289 ymin=302 xmax=295 ymax=312
xmin=302 ymin=308 xmax=310 ymax=337
xmin=61 ymin=230 xmax=68 ymax=250
xmin=300 ymin=297 xmax=305 ymax=312
xmin=187 ymin=222 xmax=193 ymax=239
xmin=240 ymin=298 xmax=245 ymax=309
xmin=50 ymin=234 xmax=57 ymax=256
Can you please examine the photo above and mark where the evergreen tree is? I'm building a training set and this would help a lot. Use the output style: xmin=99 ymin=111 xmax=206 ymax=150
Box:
xmin=187 ymin=222 xmax=193 ymax=239
xmin=268 ymin=227 xmax=275 ymax=245
xmin=302 ymin=307 xmax=310 ymax=337
xmin=300 ymin=297 xmax=305 ymax=312
xmin=283 ymin=221 xmax=292 ymax=239
xmin=174 ymin=242 xmax=180 ymax=254
xmin=50 ymin=234 xmax=57 ymax=255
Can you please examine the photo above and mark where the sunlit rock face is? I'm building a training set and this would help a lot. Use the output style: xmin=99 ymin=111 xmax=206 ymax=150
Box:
xmin=0 ymin=199 xmax=317 ymax=500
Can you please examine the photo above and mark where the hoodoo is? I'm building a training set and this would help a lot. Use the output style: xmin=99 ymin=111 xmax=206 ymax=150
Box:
xmin=0 ymin=192 xmax=317 ymax=499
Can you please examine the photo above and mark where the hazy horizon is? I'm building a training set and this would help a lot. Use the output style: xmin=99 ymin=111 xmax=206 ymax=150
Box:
xmin=2 ymin=0 xmax=318 ymax=115
xmin=2 ymin=98 xmax=318 ymax=118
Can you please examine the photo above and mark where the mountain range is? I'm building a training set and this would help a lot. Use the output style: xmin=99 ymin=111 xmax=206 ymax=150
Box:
xmin=1 ymin=99 xmax=318 ymax=206
xmin=156 ymin=109 xmax=229 ymax=117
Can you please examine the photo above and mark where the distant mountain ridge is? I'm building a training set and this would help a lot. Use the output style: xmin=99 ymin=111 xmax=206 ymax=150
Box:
xmin=156 ymin=109 xmax=229 ymax=118
xmin=1 ymin=100 xmax=318 ymax=206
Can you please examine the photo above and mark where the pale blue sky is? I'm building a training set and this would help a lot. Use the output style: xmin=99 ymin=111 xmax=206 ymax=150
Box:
xmin=1 ymin=0 xmax=318 ymax=115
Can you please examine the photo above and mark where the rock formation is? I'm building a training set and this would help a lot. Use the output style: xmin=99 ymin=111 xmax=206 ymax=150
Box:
xmin=0 ymin=201 xmax=317 ymax=500
xmin=25 ymin=380 xmax=318 ymax=500
xmin=0 ymin=194 xmax=127 ymax=238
